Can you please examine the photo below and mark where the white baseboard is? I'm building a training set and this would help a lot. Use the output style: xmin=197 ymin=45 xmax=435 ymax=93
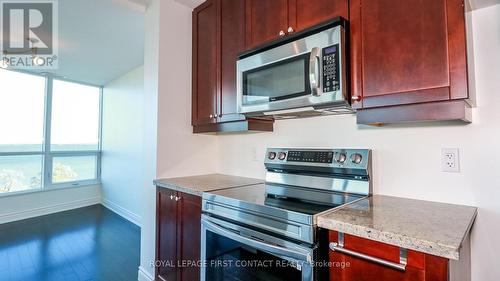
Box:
xmin=138 ymin=266 xmax=155 ymax=281
xmin=102 ymin=198 xmax=142 ymax=227
xmin=0 ymin=196 xmax=101 ymax=225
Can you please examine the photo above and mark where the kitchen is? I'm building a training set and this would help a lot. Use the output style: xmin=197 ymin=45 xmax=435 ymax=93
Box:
xmin=0 ymin=0 xmax=497 ymax=281
xmin=144 ymin=0 xmax=498 ymax=281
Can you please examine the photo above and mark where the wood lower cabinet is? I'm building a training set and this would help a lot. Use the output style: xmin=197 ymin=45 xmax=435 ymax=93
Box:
xmin=157 ymin=189 xmax=179 ymax=281
xmin=156 ymin=188 xmax=201 ymax=281
xmin=178 ymin=192 xmax=202 ymax=281
xmin=192 ymin=0 xmax=274 ymax=133
xmin=350 ymin=0 xmax=472 ymax=124
xmin=328 ymin=231 xmax=470 ymax=281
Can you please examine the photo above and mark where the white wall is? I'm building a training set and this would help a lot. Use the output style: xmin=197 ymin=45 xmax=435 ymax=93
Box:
xmin=216 ymin=5 xmax=500 ymax=281
xmin=0 ymin=185 xmax=101 ymax=224
xmin=101 ymin=66 xmax=144 ymax=226
xmin=155 ymin=1 xmax=217 ymax=179
xmin=139 ymin=1 xmax=218 ymax=280
xmin=139 ymin=0 xmax=160 ymax=279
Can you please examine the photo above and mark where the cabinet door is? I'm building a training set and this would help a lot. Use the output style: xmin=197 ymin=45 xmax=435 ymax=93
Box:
xmin=350 ymin=0 xmax=468 ymax=109
xmin=156 ymin=189 xmax=179 ymax=281
xmin=192 ymin=0 xmax=219 ymax=126
xmin=245 ymin=0 xmax=289 ymax=48
xmin=329 ymin=231 xmax=448 ymax=281
xmin=219 ymin=0 xmax=247 ymax=123
xmin=178 ymin=192 xmax=202 ymax=281
xmin=289 ymin=0 xmax=348 ymax=32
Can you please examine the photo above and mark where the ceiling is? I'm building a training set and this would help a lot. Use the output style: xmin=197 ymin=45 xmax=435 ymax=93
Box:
xmin=469 ymin=0 xmax=500 ymax=9
xmin=22 ymin=0 xmax=147 ymax=86
xmin=174 ymin=0 xmax=205 ymax=9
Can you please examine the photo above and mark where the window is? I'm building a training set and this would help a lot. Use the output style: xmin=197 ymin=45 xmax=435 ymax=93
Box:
xmin=0 ymin=69 xmax=102 ymax=195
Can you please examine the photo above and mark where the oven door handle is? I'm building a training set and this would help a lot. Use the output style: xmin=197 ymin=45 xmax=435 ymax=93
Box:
xmin=309 ymin=47 xmax=321 ymax=96
xmin=202 ymin=218 xmax=313 ymax=263
xmin=330 ymin=242 xmax=407 ymax=271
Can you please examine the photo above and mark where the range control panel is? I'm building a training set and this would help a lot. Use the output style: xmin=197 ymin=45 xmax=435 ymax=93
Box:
xmin=322 ymin=44 xmax=340 ymax=93
xmin=287 ymin=151 xmax=334 ymax=163
xmin=265 ymin=148 xmax=371 ymax=170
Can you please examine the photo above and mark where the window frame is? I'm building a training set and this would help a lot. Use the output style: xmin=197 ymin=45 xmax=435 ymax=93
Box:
xmin=0 ymin=69 xmax=103 ymax=197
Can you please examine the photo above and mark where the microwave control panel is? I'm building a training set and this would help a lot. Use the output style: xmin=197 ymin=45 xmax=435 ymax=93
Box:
xmin=322 ymin=44 xmax=340 ymax=93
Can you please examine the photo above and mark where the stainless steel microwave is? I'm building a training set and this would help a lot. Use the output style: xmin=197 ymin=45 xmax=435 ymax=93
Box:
xmin=237 ymin=18 xmax=351 ymax=118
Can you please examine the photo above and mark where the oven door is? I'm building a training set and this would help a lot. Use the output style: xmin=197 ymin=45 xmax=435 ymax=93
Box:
xmin=200 ymin=215 xmax=315 ymax=281
xmin=237 ymin=48 xmax=323 ymax=115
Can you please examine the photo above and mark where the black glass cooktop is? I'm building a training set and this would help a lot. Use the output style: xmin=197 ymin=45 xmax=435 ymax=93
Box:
xmin=209 ymin=183 xmax=362 ymax=216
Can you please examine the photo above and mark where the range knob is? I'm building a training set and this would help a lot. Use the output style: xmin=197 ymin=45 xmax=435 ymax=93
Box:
xmin=278 ymin=152 xmax=287 ymax=160
xmin=335 ymin=153 xmax=347 ymax=164
xmin=268 ymin=152 xmax=277 ymax=160
xmin=350 ymin=153 xmax=363 ymax=164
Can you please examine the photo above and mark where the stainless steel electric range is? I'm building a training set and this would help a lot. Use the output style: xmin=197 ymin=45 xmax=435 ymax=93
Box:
xmin=201 ymin=148 xmax=372 ymax=281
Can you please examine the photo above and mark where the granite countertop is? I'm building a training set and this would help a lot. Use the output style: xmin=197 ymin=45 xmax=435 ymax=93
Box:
xmin=317 ymin=195 xmax=477 ymax=260
xmin=154 ymin=174 xmax=264 ymax=196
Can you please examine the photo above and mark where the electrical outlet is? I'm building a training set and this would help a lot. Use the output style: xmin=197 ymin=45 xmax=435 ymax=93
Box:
xmin=441 ymin=148 xmax=460 ymax=173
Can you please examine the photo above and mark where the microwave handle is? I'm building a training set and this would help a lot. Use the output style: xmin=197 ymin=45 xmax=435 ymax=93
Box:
xmin=309 ymin=47 xmax=321 ymax=96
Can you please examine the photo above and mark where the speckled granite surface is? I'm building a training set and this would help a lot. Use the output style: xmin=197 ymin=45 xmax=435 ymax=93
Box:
xmin=154 ymin=174 xmax=264 ymax=196
xmin=317 ymin=195 xmax=477 ymax=260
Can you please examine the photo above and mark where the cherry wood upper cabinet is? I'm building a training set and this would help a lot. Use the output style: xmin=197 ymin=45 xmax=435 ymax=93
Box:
xmin=245 ymin=0 xmax=289 ymax=48
xmin=192 ymin=0 xmax=219 ymax=126
xmin=350 ymin=0 xmax=471 ymax=123
xmin=245 ymin=0 xmax=348 ymax=48
xmin=290 ymin=0 xmax=349 ymax=32
xmin=219 ymin=0 xmax=247 ymax=123
xmin=192 ymin=0 xmax=274 ymax=133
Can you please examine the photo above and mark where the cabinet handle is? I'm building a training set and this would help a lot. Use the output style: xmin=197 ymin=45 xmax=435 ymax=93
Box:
xmin=278 ymin=30 xmax=285 ymax=37
xmin=329 ymin=242 xmax=407 ymax=271
xmin=174 ymin=196 xmax=181 ymax=202
xmin=209 ymin=114 xmax=214 ymax=118
xmin=169 ymin=195 xmax=174 ymax=200
xmin=287 ymin=27 xmax=294 ymax=33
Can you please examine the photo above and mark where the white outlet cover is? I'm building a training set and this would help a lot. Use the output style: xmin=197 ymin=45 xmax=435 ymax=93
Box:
xmin=442 ymin=148 xmax=460 ymax=173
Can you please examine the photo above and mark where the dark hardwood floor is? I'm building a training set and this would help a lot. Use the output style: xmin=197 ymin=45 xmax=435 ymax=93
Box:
xmin=0 ymin=204 xmax=140 ymax=281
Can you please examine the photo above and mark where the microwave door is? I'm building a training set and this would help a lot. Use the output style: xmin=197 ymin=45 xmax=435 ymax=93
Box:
xmin=240 ymin=52 xmax=313 ymax=113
